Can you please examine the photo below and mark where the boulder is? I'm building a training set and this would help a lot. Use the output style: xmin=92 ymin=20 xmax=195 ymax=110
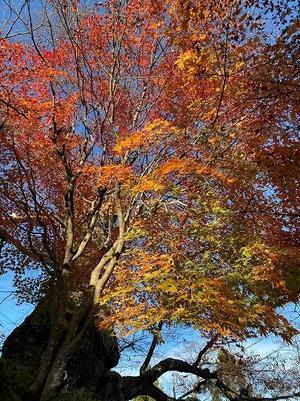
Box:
xmin=0 ymin=302 xmax=120 ymax=399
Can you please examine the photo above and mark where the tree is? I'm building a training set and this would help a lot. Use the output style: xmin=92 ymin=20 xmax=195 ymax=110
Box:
xmin=0 ymin=0 xmax=299 ymax=400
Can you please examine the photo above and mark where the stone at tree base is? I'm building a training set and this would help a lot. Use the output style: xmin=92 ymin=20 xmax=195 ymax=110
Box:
xmin=0 ymin=302 xmax=120 ymax=400
xmin=96 ymin=371 xmax=125 ymax=401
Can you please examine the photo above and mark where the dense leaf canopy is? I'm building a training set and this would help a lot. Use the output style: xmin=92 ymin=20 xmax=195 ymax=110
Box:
xmin=0 ymin=0 xmax=299 ymax=340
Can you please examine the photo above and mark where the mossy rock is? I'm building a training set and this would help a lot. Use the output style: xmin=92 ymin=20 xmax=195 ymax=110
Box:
xmin=2 ymin=302 xmax=119 ymax=391
xmin=0 ymin=358 xmax=34 ymax=401
xmin=0 ymin=359 xmax=100 ymax=401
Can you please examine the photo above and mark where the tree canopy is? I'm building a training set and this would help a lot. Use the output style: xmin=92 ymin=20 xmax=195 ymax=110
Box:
xmin=0 ymin=1 xmax=299 ymax=400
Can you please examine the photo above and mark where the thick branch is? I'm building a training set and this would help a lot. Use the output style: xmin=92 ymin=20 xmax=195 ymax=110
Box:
xmin=122 ymin=358 xmax=299 ymax=401
xmin=71 ymin=188 xmax=106 ymax=262
xmin=63 ymin=175 xmax=75 ymax=266
xmin=143 ymin=357 xmax=217 ymax=383
xmin=91 ymin=182 xmax=125 ymax=301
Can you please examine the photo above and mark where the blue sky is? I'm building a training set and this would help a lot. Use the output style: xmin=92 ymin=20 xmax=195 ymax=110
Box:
xmin=0 ymin=272 xmax=34 ymax=339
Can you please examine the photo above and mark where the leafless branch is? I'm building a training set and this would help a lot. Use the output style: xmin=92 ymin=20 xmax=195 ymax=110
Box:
xmin=140 ymin=321 xmax=163 ymax=374
xmin=193 ymin=334 xmax=219 ymax=367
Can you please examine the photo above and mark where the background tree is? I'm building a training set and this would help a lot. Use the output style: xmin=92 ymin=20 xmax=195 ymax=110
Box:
xmin=0 ymin=0 xmax=299 ymax=400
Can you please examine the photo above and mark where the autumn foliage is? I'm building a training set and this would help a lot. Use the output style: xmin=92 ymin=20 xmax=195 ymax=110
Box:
xmin=0 ymin=0 xmax=299 ymax=400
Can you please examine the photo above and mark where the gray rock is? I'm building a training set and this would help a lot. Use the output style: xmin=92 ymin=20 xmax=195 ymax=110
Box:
xmin=1 ymin=301 xmax=120 ymax=398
